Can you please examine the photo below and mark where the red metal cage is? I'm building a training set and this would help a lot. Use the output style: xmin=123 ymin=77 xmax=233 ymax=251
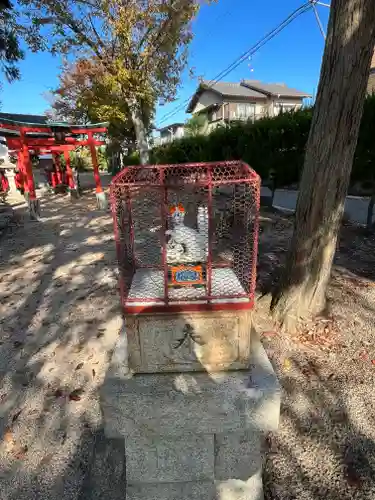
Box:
xmin=110 ymin=161 xmax=260 ymax=314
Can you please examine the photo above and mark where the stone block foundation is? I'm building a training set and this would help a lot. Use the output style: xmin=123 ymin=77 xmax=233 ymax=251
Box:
xmin=101 ymin=331 xmax=280 ymax=500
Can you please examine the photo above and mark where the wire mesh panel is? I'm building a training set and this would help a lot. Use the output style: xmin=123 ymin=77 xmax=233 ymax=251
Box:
xmin=110 ymin=161 xmax=260 ymax=314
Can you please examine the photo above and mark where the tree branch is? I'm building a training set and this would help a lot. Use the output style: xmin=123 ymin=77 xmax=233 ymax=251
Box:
xmin=87 ymin=13 xmax=105 ymax=50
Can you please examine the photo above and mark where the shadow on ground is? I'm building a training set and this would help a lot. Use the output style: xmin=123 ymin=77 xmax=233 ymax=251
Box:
xmin=1 ymin=195 xmax=375 ymax=500
xmin=257 ymin=209 xmax=375 ymax=500
xmin=0 ymin=190 xmax=124 ymax=500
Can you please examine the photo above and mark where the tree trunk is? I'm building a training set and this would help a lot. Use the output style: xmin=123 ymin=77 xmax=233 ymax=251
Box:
xmin=129 ymin=100 xmax=149 ymax=165
xmin=366 ymin=192 xmax=375 ymax=229
xmin=271 ymin=0 xmax=375 ymax=331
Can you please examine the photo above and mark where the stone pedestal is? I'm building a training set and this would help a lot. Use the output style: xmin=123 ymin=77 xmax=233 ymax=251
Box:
xmin=101 ymin=330 xmax=280 ymax=500
xmin=126 ymin=310 xmax=252 ymax=374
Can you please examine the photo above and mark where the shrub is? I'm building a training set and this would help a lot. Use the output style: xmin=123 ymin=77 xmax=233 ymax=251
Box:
xmin=151 ymin=98 xmax=375 ymax=191
xmin=152 ymin=108 xmax=313 ymax=188
xmin=122 ymin=151 xmax=141 ymax=166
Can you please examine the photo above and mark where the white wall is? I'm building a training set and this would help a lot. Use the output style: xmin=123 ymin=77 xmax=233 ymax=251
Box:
xmin=159 ymin=126 xmax=185 ymax=144
xmin=174 ymin=126 xmax=185 ymax=139
xmin=193 ymin=90 xmax=223 ymax=113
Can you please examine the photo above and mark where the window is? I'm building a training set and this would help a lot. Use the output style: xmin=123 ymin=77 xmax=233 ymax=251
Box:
xmin=236 ymin=103 xmax=255 ymax=120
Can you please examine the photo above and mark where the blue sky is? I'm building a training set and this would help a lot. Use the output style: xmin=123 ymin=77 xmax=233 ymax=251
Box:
xmin=1 ymin=0 xmax=329 ymax=125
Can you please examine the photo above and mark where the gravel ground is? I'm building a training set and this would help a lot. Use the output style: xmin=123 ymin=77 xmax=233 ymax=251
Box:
xmin=1 ymin=194 xmax=375 ymax=500
xmin=257 ymin=209 xmax=375 ymax=500
xmin=0 ymin=191 xmax=121 ymax=500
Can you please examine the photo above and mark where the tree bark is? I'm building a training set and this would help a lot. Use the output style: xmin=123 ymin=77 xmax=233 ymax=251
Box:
xmin=271 ymin=0 xmax=375 ymax=331
xmin=128 ymin=99 xmax=149 ymax=165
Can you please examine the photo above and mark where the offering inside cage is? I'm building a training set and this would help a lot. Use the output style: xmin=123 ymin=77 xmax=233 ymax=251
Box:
xmin=166 ymin=202 xmax=207 ymax=289
xmin=168 ymin=264 xmax=206 ymax=288
xmin=110 ymin=161 xmax=260 ymax=313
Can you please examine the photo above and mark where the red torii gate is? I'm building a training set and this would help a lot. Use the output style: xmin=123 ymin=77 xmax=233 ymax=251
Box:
xmin=0 ymin=114 xmax=108 ymax=218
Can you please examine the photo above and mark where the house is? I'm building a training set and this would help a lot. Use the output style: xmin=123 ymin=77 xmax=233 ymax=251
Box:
xmin=186 ymin=80 xmax=311 ymax=133
xmin=157 ymin=122 xmax=185 ymax=145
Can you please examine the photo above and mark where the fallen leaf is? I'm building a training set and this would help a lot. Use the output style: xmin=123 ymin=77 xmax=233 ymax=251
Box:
xmin=283 ymin=358 xmax=292 ymax=371
xmin=262 ymin=331 xmax=277 ymax=337
xmin=75 ymin=363 xmax=84 ymax=371
xmin=14 ymin=445 xmax=28 ymax=460
xmin=12 ymin=409 xmax=22 ymax=423
xmin=301 ymin=367 xmax=311 ymax=377
xmin=92 ymin=369 xmax=96 ymax=378
xmin=371 ymin=360 xmax=375 ymax=366
xmin=69 ymin=388 xmax=83 ymax=402
xmin=40 ymin=452 xmax=54 ymax=466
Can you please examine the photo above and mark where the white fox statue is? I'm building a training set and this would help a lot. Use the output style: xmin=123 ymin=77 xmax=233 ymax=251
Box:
xmin=166 ymin=204 xmax=208 ymax=263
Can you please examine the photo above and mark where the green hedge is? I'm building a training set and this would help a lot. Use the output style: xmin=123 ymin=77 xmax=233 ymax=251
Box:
xmin=148 ymin=94 xmax=375 ymax=190
xmin=151 ymin=108 xmax=312 ymax=188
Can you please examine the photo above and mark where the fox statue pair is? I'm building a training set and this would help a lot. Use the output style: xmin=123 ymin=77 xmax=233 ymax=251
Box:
xmin=166 ymin=203 xmax=208 ymax=263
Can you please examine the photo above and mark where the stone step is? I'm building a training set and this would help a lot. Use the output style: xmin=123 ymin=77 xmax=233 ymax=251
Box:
xmin=78 ymin=429 xmax=126 ymax=500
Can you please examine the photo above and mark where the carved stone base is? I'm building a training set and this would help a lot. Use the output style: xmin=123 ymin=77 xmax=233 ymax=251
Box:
xmin=126 ymin=310 xmax=252 ymax=373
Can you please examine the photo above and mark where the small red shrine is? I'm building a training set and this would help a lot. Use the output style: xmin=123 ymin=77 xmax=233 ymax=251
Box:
xmin=0 ymin=113 xmax=108 ymax=218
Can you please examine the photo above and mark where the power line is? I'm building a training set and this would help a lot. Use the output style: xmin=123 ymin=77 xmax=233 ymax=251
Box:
xmin=309 ymin=0 xmax=328 ymax=40
xmin=156 ymin=1 xmax=312 ymax=127
xmin=312 ymin=3 xmax=326 ymax=39
xmin=156 ymin=0 xmax=239 ymax=128
xmin=204 ymin=2 xmax=312 ymax=87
